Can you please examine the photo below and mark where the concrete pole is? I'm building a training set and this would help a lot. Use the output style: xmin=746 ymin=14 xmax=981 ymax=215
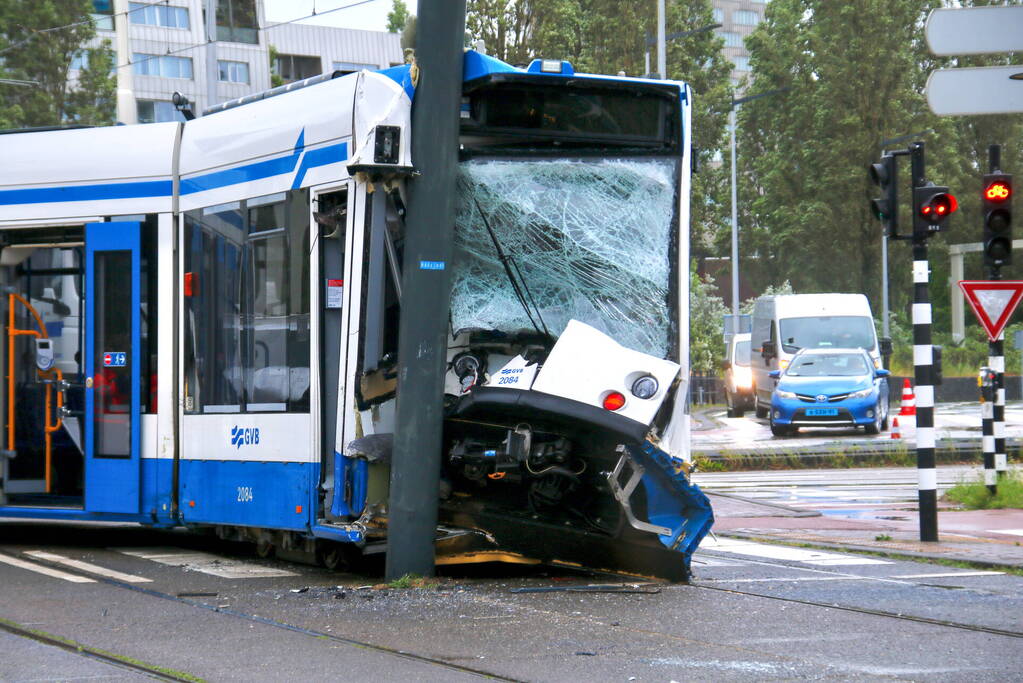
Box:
xmin=657 ymin=0 xmax=666 ymax=79
xmin=385 ymin=0 xmax=467 ymax=580
xmin=205 ymin=0 xmax=219 ymax=112
xmin=112 ymin=0 xmax=136 ymax=124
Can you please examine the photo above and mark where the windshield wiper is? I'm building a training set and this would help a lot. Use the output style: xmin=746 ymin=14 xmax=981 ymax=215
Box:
xmin=470 ymin=194 xmax=552 ymax=341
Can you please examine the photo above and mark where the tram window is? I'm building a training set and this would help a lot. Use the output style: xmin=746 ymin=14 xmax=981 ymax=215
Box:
xmin=184 ymin=189 xmax=310 ymax=414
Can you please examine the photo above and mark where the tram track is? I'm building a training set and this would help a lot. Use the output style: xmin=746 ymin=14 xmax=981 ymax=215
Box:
xmin=9 ymin=549 xmax=519 ymax=682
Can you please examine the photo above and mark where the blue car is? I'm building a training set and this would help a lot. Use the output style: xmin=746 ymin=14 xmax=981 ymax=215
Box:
xmin=768 ymin=348 xmax=890 ymax=437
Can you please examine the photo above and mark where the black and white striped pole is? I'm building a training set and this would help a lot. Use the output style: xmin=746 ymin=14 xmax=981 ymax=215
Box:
xmin=909 ymin=141 xmax=941 ymax=542
xmin=986 ymin=145 xmax=1009 ymax=488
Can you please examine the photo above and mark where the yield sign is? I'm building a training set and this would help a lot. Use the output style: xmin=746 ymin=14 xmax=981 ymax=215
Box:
xmin=958 ymin=280 xmax=1023 ymax=341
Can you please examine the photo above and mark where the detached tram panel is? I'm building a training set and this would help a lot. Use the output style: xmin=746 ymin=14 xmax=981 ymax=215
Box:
xmin=0 ymin=52 xmax=712 ymax=580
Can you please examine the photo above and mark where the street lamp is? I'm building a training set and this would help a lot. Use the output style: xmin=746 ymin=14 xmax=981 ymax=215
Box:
xmin=644 ymin=22 xmax=722 ymax=79
xmin=728 ymin=87 xmax=788 ymax=335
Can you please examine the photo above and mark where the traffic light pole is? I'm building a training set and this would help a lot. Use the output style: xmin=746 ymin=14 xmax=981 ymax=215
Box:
xmin=986 ymin=144 xmax=1007 ymax=491
xmin=909 ymin=142 xmax=939 ymax=543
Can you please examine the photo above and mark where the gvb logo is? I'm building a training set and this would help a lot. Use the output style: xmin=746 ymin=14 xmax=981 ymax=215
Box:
xmin=231 ymin=426 xmax=260 ymax=449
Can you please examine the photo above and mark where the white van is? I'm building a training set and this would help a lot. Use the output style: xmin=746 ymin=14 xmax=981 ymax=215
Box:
xmin=750 ymin=294 xmax=880 ymax=418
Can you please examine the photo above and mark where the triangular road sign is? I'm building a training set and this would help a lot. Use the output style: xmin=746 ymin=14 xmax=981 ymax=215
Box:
xmin=958 ymin=280 xmax=1023 ymax=341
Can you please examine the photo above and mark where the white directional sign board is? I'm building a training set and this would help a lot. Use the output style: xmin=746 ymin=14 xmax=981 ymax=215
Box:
xmin=926 ymin=65 xmax=1023 ymax=116
xmin=926 ymin=6 xmax=1023 ymax=56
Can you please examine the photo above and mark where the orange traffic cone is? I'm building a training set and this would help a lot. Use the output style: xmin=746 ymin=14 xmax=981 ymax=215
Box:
xmin=891 ymin=417 xmax=901 ymax=439
xmin=898 ymin=378 xmax=916 ymax=416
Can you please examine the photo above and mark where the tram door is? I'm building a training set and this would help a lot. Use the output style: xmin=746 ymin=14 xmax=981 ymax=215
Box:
xmin=84 ymin=222 xmax=141 ymax=513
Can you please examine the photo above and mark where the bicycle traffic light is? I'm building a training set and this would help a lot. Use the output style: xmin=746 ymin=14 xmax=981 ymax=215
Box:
xmin=913 ymin=184 xmax=957 ymax=238
xmin=982 ymin=173 xmax=1012 ymax=269
xmin=869 ymin=154 xmax=897 ymax=237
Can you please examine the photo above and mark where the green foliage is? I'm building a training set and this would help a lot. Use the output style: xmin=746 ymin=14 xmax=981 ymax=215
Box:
xmin=268 ymin=45 xmax=284 ymax=88
xmin=464 ymin=1 xmax=734 ymax=249
xmin=945 ymin=470 xmax=1023 ymax=510
xmin=0 ymin=0 xmax=116 ymax=127
xmin=690 ymin=264 xmax=728 ymax=374
xmin=887 ymin=322 xmax=1023 ymax=377
xmin=387 ymin=0 xmax=411 ymax=33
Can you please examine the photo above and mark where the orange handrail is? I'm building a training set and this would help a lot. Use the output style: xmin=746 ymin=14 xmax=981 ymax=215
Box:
xmin=7 ymin=292 xmax=64 ymax=493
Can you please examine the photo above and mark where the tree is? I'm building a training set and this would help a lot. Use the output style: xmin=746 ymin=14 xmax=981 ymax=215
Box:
xmin=0 ymin=0 xmax=116 ymax=127
xmin=736 ymin=0 xmax=951 ymax=316
xmin=387 ymin=0 xmax=410 ymax=33
xmin=689 ymin=265 xmax=728 ymax=374
xmin=463 ymin=1 xmax=733 ymax=249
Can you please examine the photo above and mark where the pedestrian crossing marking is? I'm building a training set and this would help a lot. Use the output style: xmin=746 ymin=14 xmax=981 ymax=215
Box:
xmin=113 ymin=547 xmax=298 ymax=578
xmin=0 ymin=552 xmax=95 ymax=583
xmin=25 ymin=550 xmax=152 ymax=583
xmin=698 ymin=537 xmax=891 ymax=566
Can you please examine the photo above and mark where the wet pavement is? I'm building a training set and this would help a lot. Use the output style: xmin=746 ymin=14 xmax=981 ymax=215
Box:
xmin=692 ymin=401 xmax=1023 ymax=455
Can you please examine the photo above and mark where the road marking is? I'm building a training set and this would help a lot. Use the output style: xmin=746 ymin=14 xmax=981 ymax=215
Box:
xmin=990 ymin=529 xmax=1023 ymax=537
xmin=703 ymin=576 xmax=866 ymax=583
xmin=698 ymin=537 xmax=891 ymax=566
xmin=24 ymin=550 xmax=152 ymax=583
xmin=113 ymin=547 xmax=298 ymax=578
xmin=0 ymin=552 xmax=95 ymax=583
xmin=893 ymin=571 xmax=1005 ymax=579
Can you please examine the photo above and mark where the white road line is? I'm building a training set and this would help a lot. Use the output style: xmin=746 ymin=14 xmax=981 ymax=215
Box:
xmin=0 ymin=552 xmax=95 ymax=583
xmin=702 ymin=576 xmax=866 ymax=583
xmin=24 ymin=550 xmax=152 ymax=583
xmin=698 ymin=537 xmax=891 ymax=566
xmin=113 ymin=547 xmax=298 ymax=578
xmin=989 ymin=529 xmax=1023 ymax=537
xmin=893 ymin=571 xmax=1005 ymax=579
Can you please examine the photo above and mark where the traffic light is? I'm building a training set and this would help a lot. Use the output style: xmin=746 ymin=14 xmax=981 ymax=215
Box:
xmin=869 ymin=154 xmax=897 ymax=237
xmin=913 ymin=183 xmax=957 ymax=238
xmin=982 ymin=173 xmax=1013 ymax=269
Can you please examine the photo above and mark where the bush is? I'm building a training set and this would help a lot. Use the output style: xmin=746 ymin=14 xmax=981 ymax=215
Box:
xmin=944 ymin=470 xmax=1023 ymax=509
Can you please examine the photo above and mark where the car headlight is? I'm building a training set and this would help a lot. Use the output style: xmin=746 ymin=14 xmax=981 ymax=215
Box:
xmin=849 ymin=387 xmax=873 ymax=399
xmin=734 ymin=365 xmax=753 ymax=388
xmin=776 ymin=389 xmax=797 ymax=399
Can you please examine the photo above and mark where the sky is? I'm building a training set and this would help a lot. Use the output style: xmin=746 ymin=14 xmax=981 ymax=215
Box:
xmin=263 ymin=0 xmax=418 ymax=33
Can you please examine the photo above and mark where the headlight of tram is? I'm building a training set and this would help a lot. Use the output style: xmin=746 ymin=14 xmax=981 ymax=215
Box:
xmin=631 ymin=375 xmax=659 ymax=399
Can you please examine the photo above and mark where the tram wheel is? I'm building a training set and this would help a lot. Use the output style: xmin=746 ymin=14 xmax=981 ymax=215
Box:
xmin=255 ymin=538 xmax=275 ymax=559
xmin=317 ymin=541 xmax=350 ymax=571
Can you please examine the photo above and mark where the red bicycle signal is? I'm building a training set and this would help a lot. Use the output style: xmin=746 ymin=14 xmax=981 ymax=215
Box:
xmin=985 ymin=181 xmax=1011 ymax=202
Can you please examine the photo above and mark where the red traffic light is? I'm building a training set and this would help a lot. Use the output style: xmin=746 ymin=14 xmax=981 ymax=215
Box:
xmin=985 ymin=181 xmax=1011 ymax=202
xmin=920 ymin=193 xmax=957 ymax=221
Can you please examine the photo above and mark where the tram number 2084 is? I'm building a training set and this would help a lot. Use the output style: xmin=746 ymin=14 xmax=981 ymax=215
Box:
xmin=237 ymin=487 xmax=254 ymax=503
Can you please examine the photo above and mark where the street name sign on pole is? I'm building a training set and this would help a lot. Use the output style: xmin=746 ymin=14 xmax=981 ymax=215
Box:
xmin=926 ymin=66 xmax=1023 ymax=116
xmin=925 ymin=6 xmax=1023 ymax=56
xmin=958 ymin=280 xmax=1023 ymax=342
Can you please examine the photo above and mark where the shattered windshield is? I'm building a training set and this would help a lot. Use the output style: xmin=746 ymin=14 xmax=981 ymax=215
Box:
xmin=452 ymin=158 xmax=678 ymax=358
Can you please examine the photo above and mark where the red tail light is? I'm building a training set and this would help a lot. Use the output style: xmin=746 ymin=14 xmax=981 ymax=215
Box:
xmin=602 ymin=391 xmax=626 ymax=411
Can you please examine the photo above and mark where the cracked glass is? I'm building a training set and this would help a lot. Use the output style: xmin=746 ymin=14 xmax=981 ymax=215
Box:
xmin=453 ymin=158 xmax=678 ymax=357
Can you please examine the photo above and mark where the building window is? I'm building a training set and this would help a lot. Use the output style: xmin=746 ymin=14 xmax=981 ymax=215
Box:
xmin=92 ymin=0 xmax=113 ymax=31
xmin=129 ymin=2 xmax=189 ymax=29
xmin=217 ymin=0 xmax=259 ymax=44
xmin=218 ymin=60 xmax=250 ymax=83
xmin=332 ymin=61 xmax=377 ymax=75
xmin=733 ymin=56 xmax=751 ymax=72
xmin=184 ymin=191 xmax=311 ymax=414
xmin=133 ymin=53 xmax=193 ymax=79
xmin=712 ymin=8 xmax=724 ymax=23
xmin=274 ymin=54 xmax=321 ymax=83
xmin=717 ymin=31 xmax=743 ymax=48
xmin=734 ymin=10 xmax=761 ymax=26
xmin=137 ymin=100 xmax=187 ymax=123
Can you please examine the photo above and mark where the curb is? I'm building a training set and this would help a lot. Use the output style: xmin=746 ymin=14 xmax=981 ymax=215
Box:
xmin=716 ymin=530 xmax=1023 ymax=571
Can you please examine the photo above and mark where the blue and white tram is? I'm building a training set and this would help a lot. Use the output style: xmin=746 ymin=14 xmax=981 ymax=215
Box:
xmin=0 ymin=51 xmax=712 ymax=580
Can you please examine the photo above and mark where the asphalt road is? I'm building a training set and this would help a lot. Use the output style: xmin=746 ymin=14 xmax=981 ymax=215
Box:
xmin=1 ymin=518 xmax=1021 ymax=681
xmin=693 ymin=401 xmax=1023 ymax=453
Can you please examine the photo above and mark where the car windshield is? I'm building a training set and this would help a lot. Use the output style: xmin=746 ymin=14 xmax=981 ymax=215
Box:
xmin=734 ymin=340 xmax=750 ymax=366
xmin=779 ymin=316 xmax=875 ymax=354
xmin=786 ymin=353 xmax=869 ymax=377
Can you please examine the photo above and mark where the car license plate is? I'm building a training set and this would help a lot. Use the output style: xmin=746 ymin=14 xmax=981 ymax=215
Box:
xmin=806 ymin=408 xmax=838 ymax=416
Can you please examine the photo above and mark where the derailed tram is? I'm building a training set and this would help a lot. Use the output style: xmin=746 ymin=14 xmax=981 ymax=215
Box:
xmin=0 ymin=51 xmax=712 ymax=581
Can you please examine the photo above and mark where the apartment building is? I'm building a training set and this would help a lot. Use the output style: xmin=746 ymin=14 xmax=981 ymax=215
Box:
xmin=711 ymin=0 xmax=767 ymax=91
xmin=83 ymin=0 xmax=402 ymax=124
